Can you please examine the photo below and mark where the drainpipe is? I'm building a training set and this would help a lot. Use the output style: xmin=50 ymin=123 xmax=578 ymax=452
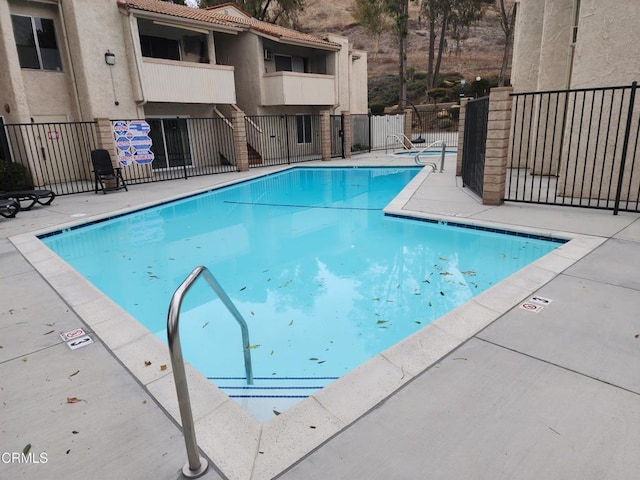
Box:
xmin=57 ymin=1 xmax=84 ymax=120
xmin=122 ymin=11 xmax=147 ymax=117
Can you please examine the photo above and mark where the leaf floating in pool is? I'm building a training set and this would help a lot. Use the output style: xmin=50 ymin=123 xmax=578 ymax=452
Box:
xmin=379 ymin=325 xmax=388 ymax=329
xmin=266 ymin=278 xmax=271 ymax=282
xmin=263 ymin=269 xmax=269 ymax=273
xmin=415 ymin=320 xmax=422 ymax=324
xmin=270 ymin=350 xmax=274 ymax=355
xmin=428 ymin=301 xmax=432 ymax=307
xmin=461 ymin=271 xmax=477 ymax=276
xmin=247 ymin=344 xmax=261 ymax=350
xmin=500 ymin=253 xmax=507 ymax=259
xmin=376 ymin=319 xmax=388 ymax=324
xmin=288 ymin=320 xmax=294 ymax=326
xmin=240 ymin=286 xmax=247 ymax=291
xmin=422 ymin=279 xmax=431 ymax=284
xmin=372 ymin=296 xmax=380 ymax=301
xmin=317 ymin=360 xmax=326 ymax=364
xmin=440 ymin=291 xmax=445 ymax=296
xmin=439 ymin=256 xmax=448 ymax=261
xmin=309 ymin=357 xmax=318 ymax=361
xmin=440 ymin=272 xmax=453 ymax=276
xmin=202 ymin=321 xmax=209 ymax=328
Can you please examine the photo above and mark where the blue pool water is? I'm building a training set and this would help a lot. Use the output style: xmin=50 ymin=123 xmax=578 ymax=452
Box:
xmin=42 ymin=167 xmax=561 ymax=418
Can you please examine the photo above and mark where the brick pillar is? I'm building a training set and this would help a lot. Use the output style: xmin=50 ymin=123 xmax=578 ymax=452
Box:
xmin=320 ymin=110 xmax=331 ymax=161
xmin=456 ymin=98 xmax=469 ymax=176
xmin=95 ymin=118 xmax=117 ymax=165
xmin=482 ymin=87 xmax=513 ymax=206
xmin=341 ymin=110 xmax=351 ymax=158
xmin=232 ymin=110 xmax=249 ymax=172
xmin=403 ymin=108 xmax=413 ymax=147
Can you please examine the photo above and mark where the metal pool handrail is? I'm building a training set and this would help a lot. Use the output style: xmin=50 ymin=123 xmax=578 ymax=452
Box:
xmin=414 ymin=140 xmax=447 ymax=173
xmin=385 ymin=132 xmax=415 ymax=152
xmin=167 ymin=265 xmax=254 ymax=478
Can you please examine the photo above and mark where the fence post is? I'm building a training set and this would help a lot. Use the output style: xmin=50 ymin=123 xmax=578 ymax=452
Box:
xmin=482 ymin=87 xmax=514 ymax=205
xmin=320 ymin=110 xmax=331 ymax=161
xmin=341 ymin=110 xmax=351 ymax=158
xmin=231 ymin=110 xmax=249 ymax=172
xmin=456 ymin=98 xmax=469 ymax=176
xmin=613 ymin=81 xmax=637 ymax=215
xmin=403 ymin=108 xmax=413 ymax=147
xmin=95 ymin=118 xmax=118 ymax=166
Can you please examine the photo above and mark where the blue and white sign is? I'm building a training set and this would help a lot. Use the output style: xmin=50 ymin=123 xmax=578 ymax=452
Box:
xmin=113 ymin=120 xmax=154 ymax=166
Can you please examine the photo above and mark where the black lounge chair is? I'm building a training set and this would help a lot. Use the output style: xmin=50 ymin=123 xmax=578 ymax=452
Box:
xmin=0 ymin=189 xmax=55 ymax=210
xmin=91 ymin=149 xmax=128 ymax=194
xmin=0 ymin=198 xmax=20 ymax=218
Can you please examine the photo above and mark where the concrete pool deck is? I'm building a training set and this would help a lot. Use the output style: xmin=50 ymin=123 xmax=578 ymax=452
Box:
xmin=1 ymin=153 xmax=639 ymax=479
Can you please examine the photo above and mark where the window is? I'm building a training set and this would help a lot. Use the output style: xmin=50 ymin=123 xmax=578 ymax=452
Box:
xmin=147 ymin=118 xmax=193 ymax=169
xmin=140 ymin=35 xmax=181 ymax=61
xmin=296 ymin=115 xmax=312 ymax=144
xmin=11 ymin=15 xmax=62 ymax=71
xmin=274 ymin=54 xmax=306 ymax=73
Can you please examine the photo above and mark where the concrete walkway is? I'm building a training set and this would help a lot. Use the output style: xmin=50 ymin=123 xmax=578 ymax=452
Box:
xmin=1 ymin=155 xmax=639 ymax=480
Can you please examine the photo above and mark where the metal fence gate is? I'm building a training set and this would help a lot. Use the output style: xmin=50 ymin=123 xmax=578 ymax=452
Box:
xmin=330 ymin=114 xmax=344 ymax=158
xmin=506 ymin=82 xmax=640 ymax=214
xmin=461 ymin=96 xmax=490 ymax=198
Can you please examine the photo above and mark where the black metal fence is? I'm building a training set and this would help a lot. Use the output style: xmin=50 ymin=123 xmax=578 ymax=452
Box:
xmin=245 ymin=114 xmax=323 ymax=167
xmin=412 ymin=108 xmax=459 ymax=147
xmin=462 ymin=96 xmax=490 ymax=197
xmin=330 ymin=114 xmax=345 ymax=158
xmin=0 ymin=121 xmax=98 ymax=195
xmin=507 ymin=82 xmax=640 ymax=214
xmin=350 ymin=114 xmax=371 ymax=154
xmin=114 ymin=117 xmax=236 ymax=186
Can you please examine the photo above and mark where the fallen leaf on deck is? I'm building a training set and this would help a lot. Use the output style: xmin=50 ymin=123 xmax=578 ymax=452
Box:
xmin=66 ymin=397 xmax=81 ymax=404
xmin=23 ymin=444 xmax=31 ymax=455
xmin=68 ymin=370 xmax=80 ymax=378
xmin=144 ymin=360 xmax=152 ymax=366
xmin=43 ymin=330 xmax=55 ymax=335
xmin=160 ymin=365 xmax=167 ymax=371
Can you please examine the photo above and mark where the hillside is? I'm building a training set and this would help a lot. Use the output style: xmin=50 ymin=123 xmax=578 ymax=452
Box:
xmin=297 ymin=0 xmax=510 ymax=105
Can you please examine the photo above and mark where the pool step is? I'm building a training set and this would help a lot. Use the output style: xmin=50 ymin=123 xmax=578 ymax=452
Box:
xmin=208 ymin=376 xmax=338 ymax=422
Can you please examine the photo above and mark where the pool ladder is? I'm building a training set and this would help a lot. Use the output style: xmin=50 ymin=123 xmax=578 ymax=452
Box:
xmin=167 ymin=266 xmax=254 ymax=478
xmin=385 ymin=133 xmax=446 ymax=172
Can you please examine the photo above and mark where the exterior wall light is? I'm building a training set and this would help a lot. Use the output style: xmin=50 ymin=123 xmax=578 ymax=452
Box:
xmin=105 ymin=51 xmax=116 ymax=66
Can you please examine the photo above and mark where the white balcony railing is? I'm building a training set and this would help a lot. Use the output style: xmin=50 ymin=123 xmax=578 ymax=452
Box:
xmin=140 ymin=58 xmax=236 ymax=104
xmin=262 ymin=72 xmax=336 ymax=106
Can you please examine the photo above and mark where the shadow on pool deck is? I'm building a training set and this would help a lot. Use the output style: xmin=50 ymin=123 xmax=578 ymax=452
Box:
xmin=1 ymin=155 xmax=640 ymax=480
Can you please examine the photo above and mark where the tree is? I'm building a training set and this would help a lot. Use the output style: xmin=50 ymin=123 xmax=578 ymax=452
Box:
xmin=382 ymin=0 xmax=410 ymax=111
xmin=352 ymin=0 xmax=389 ymax=60
xmin=196 ymin=0 xmax=305 ymax=26
xmin=421 ymin=0 xmax=493 ymax=90
xmin=496 ymin=0 xmax=516 ymax=86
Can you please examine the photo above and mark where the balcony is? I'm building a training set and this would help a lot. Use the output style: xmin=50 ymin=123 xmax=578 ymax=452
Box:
xmin=139 ymin=58 xmax=236 ymax=104
xmin=262 ymin=72 xmax=336 ymax=106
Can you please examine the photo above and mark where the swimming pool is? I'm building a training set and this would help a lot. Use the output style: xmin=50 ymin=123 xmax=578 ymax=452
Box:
xmin=41 ymin=166 xmax=561 ymax=421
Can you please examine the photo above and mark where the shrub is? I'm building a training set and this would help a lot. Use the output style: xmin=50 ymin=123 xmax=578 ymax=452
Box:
xmin=370 ymin=104 xmax=386 ymax=115
xmin=438 ymin=118 xmax=453 ymax=130
xmin=0 ymin=161 xmax=32 ymax=191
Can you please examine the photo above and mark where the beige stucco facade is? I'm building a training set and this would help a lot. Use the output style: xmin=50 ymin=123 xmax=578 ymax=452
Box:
xmin=509 ymin=0 xmax=640 ymax=201
xmin=1 ymin=0 xmax=368 ymax=188
xmin=1 ymin=0 xmax=367 ymax=123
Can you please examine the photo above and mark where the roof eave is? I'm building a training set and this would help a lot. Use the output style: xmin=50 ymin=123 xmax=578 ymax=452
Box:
xmin=121 ymin=6 xmax=246 ymax=35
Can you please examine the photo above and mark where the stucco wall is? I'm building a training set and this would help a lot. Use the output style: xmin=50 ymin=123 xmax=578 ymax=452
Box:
xmin=6 ymin=1 xmax=75 ymax=122
xmin=214 ymin=31 xmax=262 ymax=115
xmin=570 ymin=0 xmax=640 ymax=88
xmin=61 ymin=0 xmax=137 ymax=120
xmin=349 ymin=50 xmax=368 ymax=114
xmin=510 ymin=0 xmax=545 ymax=93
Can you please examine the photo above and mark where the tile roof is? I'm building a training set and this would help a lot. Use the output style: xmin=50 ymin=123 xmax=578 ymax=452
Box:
xmin=118 ymin=0 xmax=340 ymax=49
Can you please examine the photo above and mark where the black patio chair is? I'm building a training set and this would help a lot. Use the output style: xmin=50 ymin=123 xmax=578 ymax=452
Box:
xmin=91 ymin=149 xmax=128 ymax=194
xmin=0 ymin=189 xmax=55 ymax=210
xmin=0 ymin=198 xmax=20 ymax=218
